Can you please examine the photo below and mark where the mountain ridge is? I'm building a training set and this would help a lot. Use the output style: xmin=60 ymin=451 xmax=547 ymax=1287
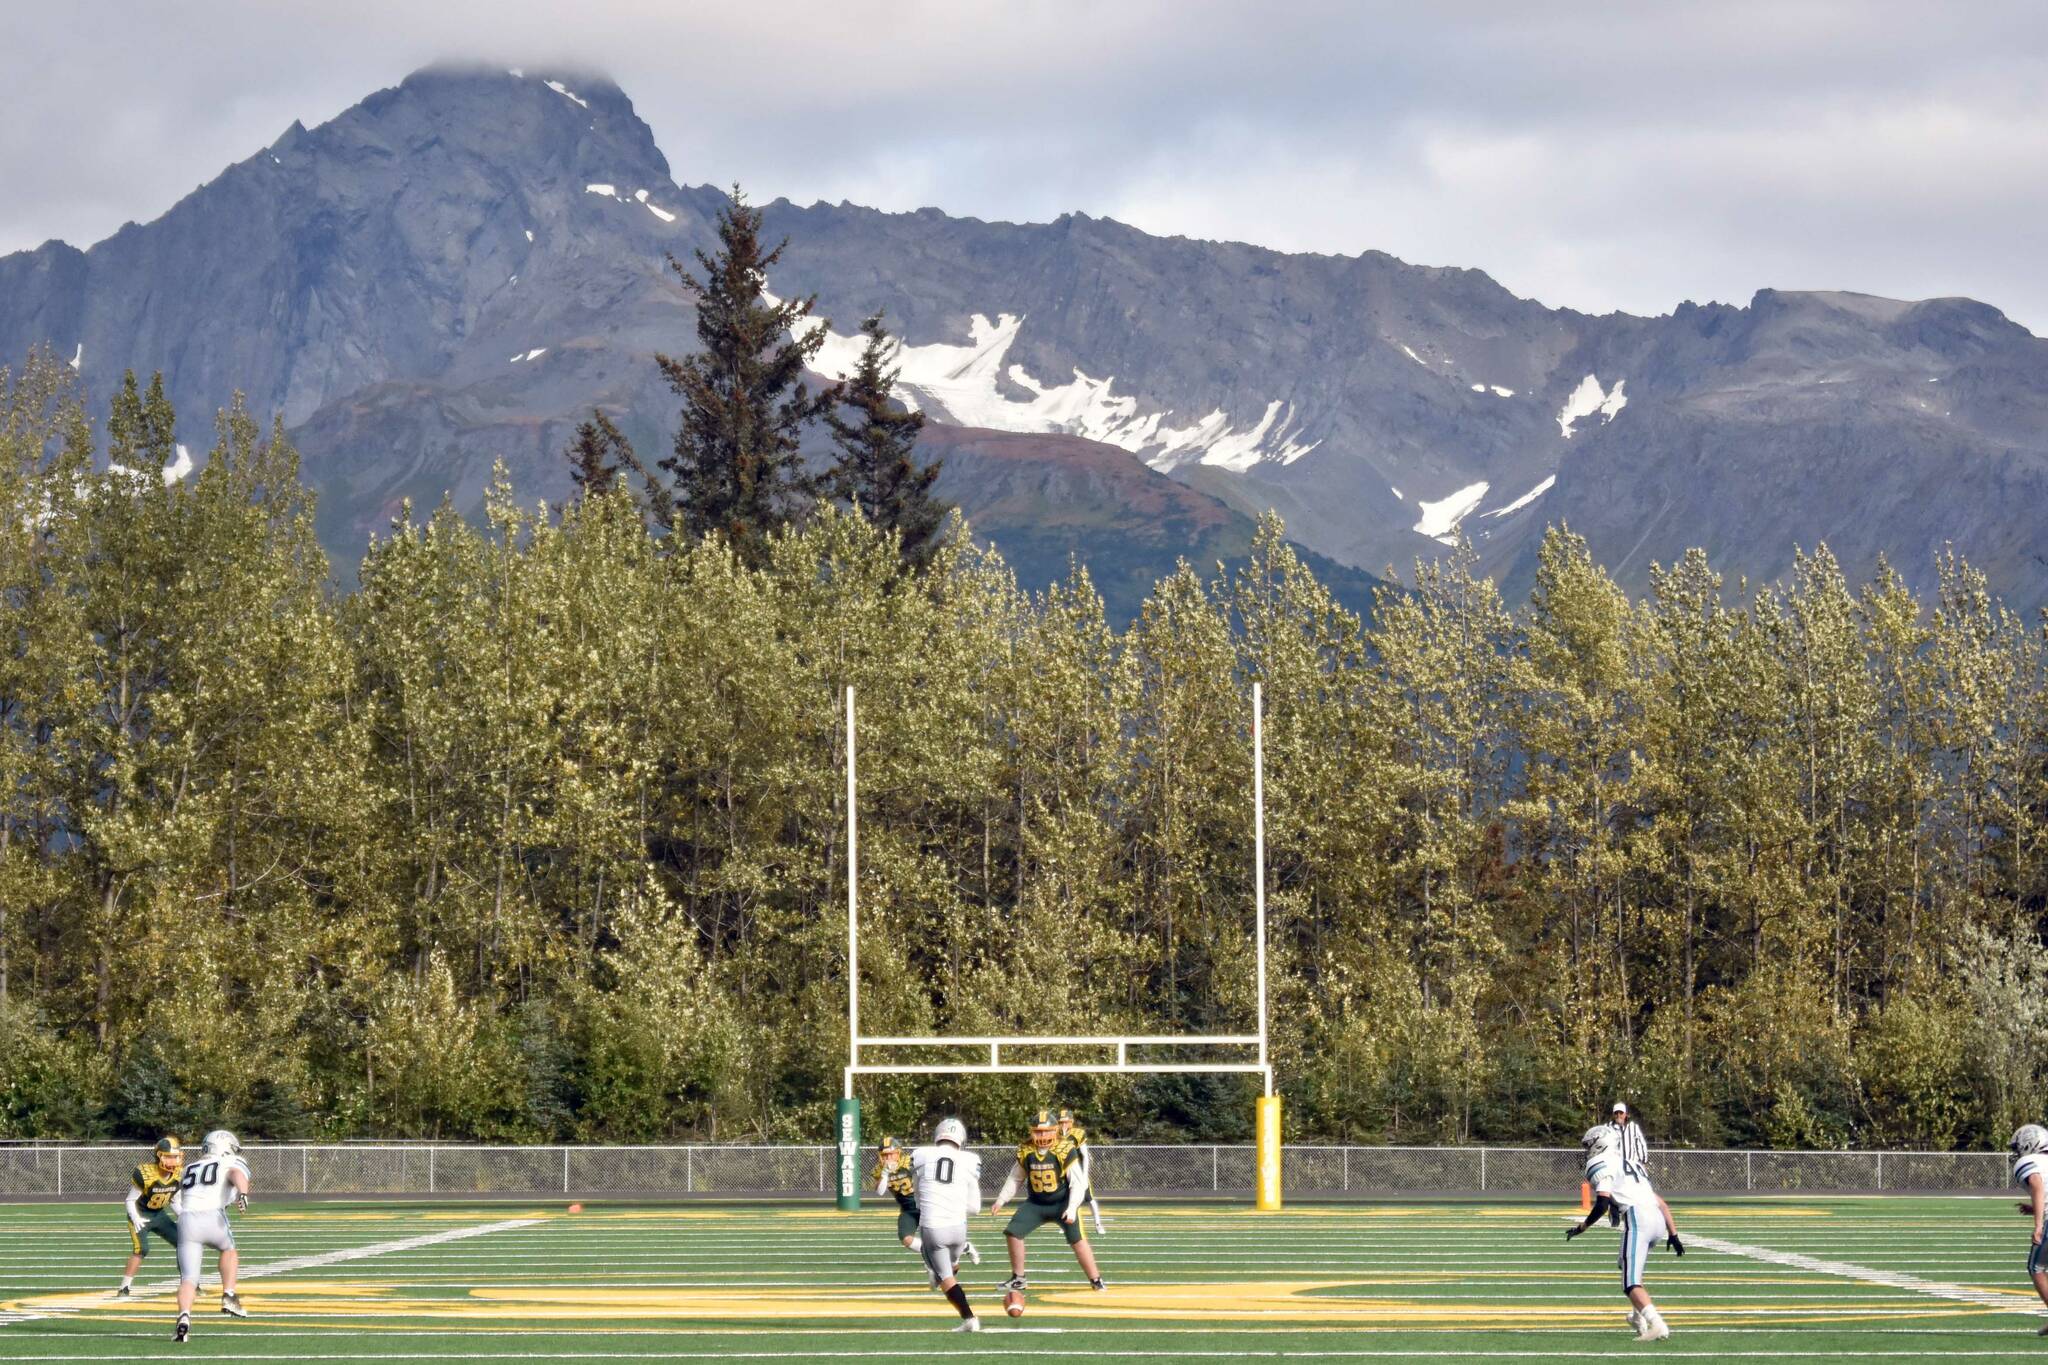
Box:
xmin=4 ymin=63 xmax=2044 ymax=613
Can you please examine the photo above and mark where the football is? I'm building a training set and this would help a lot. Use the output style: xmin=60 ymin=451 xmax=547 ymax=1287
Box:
xmin=1004 ymin=1289 xmax=1025 ymax=1318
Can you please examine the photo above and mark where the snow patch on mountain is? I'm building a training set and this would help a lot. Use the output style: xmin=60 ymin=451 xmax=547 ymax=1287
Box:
xmin=1557 ymin=374 xmax=1628 ymax=438
xmin=584 ymin=183 xmax=616 ymax=197
xmin=784 ymin=298 xmax=1317 ymax=472
xmin=1399 ymin=343 xmax=1428 ymax=367
xmin=545 ymin=80 xmax=589 ymax=109
xmin=1482 ymin=474 xmax=1555 ymax=519
xmin=69 ymin=343 xmax=82 ymax=371
xmin=634 ymin=189 xmax=676 ymax=223
xmin=1413 ymin=482 xmax=1490 ymax=544
xmin=508 ymin=348 xmax=546 ymax=363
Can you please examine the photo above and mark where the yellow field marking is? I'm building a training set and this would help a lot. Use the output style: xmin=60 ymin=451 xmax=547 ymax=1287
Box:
xmin=6 ymin=1278 xmax=1997 ymax=1329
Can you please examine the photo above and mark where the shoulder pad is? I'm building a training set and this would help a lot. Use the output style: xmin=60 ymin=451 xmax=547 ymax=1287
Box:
xmin=1016 ymin=1141 xmax=1036 ymax=1161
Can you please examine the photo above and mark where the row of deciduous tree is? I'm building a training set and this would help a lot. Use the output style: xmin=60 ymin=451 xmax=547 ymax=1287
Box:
xmin=3 ymin=349 xmax=2046 ymax=1150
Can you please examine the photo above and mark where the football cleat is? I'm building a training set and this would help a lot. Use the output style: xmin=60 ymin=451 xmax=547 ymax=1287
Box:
xmin=173 ymin=1315 xmax=190 ymax=1344
xmin=1090 ymin=1277 xmax=1107 ymax=1291
xmin=2036 ymin=1321 xmax=2048 ymax=1336
xmin=1001 ymin=1275 xmax=1028 ymax=1292
xmin=221 ymin=1291 xmax=247 ymax=1318
xmin=111 ymin=1285 xmax=132 ymax=1299
xmin=953 ymin=1317 xmax=983 ymax=1332
xmin=964 ymin=1242 xmax=981 ymax=1266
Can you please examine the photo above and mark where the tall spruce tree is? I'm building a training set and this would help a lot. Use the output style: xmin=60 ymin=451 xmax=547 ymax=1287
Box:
xmin=655 ymin=186 xmax=832 ymax=564
xmin=825 ymin=314 xmax=948 ymax=572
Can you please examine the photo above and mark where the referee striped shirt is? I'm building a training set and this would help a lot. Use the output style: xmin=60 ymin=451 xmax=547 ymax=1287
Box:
xmin=1613 ymin=1117 xmax=1649 ymax=1172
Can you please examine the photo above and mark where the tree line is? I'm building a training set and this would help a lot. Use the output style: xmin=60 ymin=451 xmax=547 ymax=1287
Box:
xmin=3 ymin=197 xmax=2046 ymax=1151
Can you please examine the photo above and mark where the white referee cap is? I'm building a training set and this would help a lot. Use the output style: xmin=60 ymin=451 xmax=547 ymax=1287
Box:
xmin=1610 ymin=1101 xmax=1628 ymax=1115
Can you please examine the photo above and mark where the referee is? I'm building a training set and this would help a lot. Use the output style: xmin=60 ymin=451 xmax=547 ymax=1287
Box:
xmin=1608 ymin=1101 xmax=1648 ymax=1225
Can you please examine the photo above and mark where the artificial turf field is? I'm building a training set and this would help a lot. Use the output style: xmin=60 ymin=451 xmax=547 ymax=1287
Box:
xmin=4 ymin=1197 xmax=2047 ymax=1361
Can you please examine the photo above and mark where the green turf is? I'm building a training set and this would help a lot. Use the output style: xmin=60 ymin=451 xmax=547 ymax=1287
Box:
xmin=2 ymin=1195 xmax=2045 ymax=1360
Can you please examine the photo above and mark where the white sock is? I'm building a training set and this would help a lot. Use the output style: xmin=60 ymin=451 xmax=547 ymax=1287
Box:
xmin=121 ymin=1276 xmax=133 ymax=1289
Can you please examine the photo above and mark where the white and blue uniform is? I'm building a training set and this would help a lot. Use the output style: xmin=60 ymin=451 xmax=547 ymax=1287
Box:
xmin=910 ymin=1144 xmax=983 ymax=1283
xmin=2015 ymin=1152 xmax=2048 ymax=1276
xmin=1591 ymin=1157 xmax=1666 ymax=1291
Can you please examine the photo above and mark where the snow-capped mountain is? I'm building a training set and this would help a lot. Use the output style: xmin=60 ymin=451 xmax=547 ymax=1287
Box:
xmin=3 ymin=63 xmax=2045 ymax=613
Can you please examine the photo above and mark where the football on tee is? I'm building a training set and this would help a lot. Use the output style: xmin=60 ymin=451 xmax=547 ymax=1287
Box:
xmin=1004 ymin=1289 xmax=1025 ymax=1317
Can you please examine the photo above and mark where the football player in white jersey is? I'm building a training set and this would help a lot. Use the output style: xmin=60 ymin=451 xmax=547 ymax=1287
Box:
xmin=909 ymin=1118 xmax=984 ymax=1332
xmin=171 ymin=1130 xmax=251 ymax=1343
xmin=1565 ymin=1125 xmax=1683 ymax=1340
xmin=2009 ymin=1123 xmax=2048 ymax=1330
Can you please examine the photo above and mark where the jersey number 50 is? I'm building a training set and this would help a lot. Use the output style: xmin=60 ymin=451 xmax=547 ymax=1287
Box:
xmin=181 ymin=1162 xmax=220 ymax=1189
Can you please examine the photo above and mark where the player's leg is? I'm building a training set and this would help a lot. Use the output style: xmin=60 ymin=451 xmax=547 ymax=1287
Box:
xmin=925 ymin=1230 xmax=978 ymax=1330
xmin=1063 ymin=1218 xmax=1105 ymax=1287
xmin=219 ymin=1246 xmax=244 ymax=1316
xmin=898 ymin=1208 xmax=921 ymax=1252
xmin=1002 ymin=1203 xmax=1037 ymax=1285
xmin=1621 ymin=1206 xmax=1668 ymax=1340
xmin=119 ymin=1218 xmax=145 ymax=1294
xmin=173 ymin=1229 xmax=201 ymax=1341
xmin=2028 ymin=1237 xmax=2048 ymax=1328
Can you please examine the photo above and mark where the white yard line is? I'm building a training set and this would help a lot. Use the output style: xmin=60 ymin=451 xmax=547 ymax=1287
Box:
xmin=1688 ymin=1233 xmax=2041 ymax=1317
xmin=0 ymin=1216 xmax=541 ymax=1327
xmin=6 ymin=1351 xmax=2048 ymax=1362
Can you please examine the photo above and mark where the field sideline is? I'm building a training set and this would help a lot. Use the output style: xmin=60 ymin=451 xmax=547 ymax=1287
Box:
xmin=3 ymin=1197 xmax=2045 ymax=1361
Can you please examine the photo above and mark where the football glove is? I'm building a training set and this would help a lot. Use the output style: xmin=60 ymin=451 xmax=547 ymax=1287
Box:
xmin=1668 ymin=1232 xmax=1684 ymax=1256
xmin=1564 ymin=1224 xmax=1585 ymax=1241
xmin=235 ymin=1194 xmax=249 ymax=1213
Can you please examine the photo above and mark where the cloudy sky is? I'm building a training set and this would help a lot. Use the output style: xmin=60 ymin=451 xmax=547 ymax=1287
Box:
xmin=7 ymin=1 xmax=2047 ymax=330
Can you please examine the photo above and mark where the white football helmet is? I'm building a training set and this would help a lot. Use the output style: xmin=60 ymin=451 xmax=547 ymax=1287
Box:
xmin=933 ymin=1117 xmax=968 ymax=1148
xmin=202 ymin=1129 xmax=241 ymax=1158
xmin=1582 ymin=1124 xmax=1620 ymax=1167
xmin=2012 ymin=1124 xmax=2048 ymax=1159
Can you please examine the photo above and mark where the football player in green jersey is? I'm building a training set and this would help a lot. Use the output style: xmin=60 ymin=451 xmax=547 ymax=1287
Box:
xmin=114 ymin=1137 xmax=184 ymax=1297
xmin=873 ymin=1135 xmax=922 ymax=1249
xmin=989 ymin=1109 xmax=1104 ymax=1295
xmin=1058 ymin=1107 xmax=1106 ymax=1235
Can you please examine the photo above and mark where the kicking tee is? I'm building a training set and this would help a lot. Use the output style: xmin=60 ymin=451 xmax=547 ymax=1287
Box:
xmin=910 ymin=1144 xmax=982 ymax=1229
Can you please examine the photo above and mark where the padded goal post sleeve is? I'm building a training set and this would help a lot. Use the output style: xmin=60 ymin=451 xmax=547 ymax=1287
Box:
xmin=835 ymin=1098 xmax=862 ymax=1211
xmin=1255 ymin=1094 xmax=1283 ymax=1211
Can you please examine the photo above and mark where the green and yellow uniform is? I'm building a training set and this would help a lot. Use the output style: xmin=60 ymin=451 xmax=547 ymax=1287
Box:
xmin=1005 ymin=1136 xmax=1085 ymax=1245
xmin=871 ymin=1146 xmax=919 ymax=1240
xmin=125 ymin=1161 xmax=181 ymax=1258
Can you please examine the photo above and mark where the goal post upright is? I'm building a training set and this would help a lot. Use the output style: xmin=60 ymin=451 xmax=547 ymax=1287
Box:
xmin=836 ymin=684 xmax=862 ymax=1210
xmin=1253 ymin=681 xmax=1282 ymax=1211
xmin=835 ymin=681 xmax=1281 ymax=1212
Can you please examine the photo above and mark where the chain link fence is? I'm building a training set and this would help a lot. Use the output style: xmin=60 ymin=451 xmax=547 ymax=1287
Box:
xmin=0 ymin=1142 xmax=2011 ymax=1200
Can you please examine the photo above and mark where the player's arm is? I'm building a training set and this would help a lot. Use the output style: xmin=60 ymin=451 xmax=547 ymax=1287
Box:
xmin=991 ymin=1160 xmax=1023 ymax=1214
xmin=1062 ymin=1153 xmax=1091 ymax=1222
xmin=874 ymin=1162 xmax=891 ymax=1196
xmin=124 ymin=1183 xmax=145 ymax=1229
xmin=2029 ymin=1171 xmax=2046 ymax=1246
xmin=1565 ymin=1194 xmax=1614 ymax=1239
xmin=229 ymin=1162 xmax=251 ymax=1211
